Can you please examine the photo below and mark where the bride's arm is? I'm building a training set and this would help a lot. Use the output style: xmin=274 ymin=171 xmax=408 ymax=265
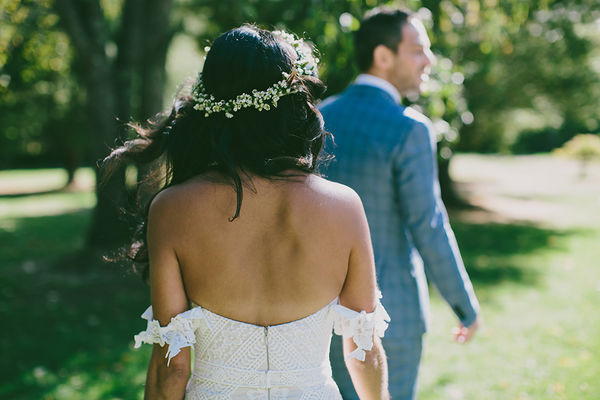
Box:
xmin=145 ymin=344 xmax=190 ymax=400
xmin=344 ymin=336 xmax=389 ymax=400
xmin=144 ymin=191 xmax=191 ymax=400
xmin=339 ymin=190 xmax=390 ymax=400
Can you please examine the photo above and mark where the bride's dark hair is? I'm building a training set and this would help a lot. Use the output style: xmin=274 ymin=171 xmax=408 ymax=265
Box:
xmin=103 ymin=25 xmax=329 ymax=277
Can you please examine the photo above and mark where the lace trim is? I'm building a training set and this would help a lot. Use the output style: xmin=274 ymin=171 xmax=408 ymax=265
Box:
xmin=332 ymin=294 xmax=391 ymax=362
xmin=133 ymin=306 xmax=211 ymax=366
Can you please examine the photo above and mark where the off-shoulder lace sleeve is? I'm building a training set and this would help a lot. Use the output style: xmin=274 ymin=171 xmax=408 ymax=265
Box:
xmin=133 ymin=306 xmax=210 ymax=365
xmin=332 ymin=293 xmax=391 ymax=361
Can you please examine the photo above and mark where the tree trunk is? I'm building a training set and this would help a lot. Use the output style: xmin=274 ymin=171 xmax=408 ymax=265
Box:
xmin=438 ymin=156 xmax=462 ymax=207
xmin=55 ymin=0 xmax=173 ymax=254
xmin=136 ymin=0 xmax=174 ymax=206
xmin=140 ymin=0 xmax=174 ymax=119
xmin=84 ymin=56 xmax=132 ymax=248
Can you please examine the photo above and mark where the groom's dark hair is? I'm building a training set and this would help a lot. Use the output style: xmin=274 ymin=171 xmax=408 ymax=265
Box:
xmin=354 ymin=8 xmax=411 ymax=72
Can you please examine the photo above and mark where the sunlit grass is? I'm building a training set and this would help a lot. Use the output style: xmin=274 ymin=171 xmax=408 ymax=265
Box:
xmin=0 ymin=192 xmax=96 ymax=219
xmin=0 ymin=168 xmax=96 ymax=265
xmin=420 ymin=227 xmax=600 ymax=400
xmin=0 ymin=168 xmax=95 ymax=196
xmin=420 ymin=154 xmax=600 ymax=400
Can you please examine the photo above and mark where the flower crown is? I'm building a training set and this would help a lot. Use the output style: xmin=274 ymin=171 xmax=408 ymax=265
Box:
xmin=192 ymin=30 xmax=319 ymax=119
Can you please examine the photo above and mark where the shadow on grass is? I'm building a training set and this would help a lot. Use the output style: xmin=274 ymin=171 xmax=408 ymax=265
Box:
xmin=0 ymin=206 xmax=590 ymax=398
xmin=0 ymin=187 xmax=68 ymax=199
xmin=450 ymin=219 xmax=582 ymax=287
xmin=0 ymin=210 xmax=149 ymax=399
xmin=0 ymin=210 xmax=91 ymax=266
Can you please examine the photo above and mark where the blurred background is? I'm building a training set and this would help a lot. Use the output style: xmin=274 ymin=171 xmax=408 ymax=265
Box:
xmin=1 ymin=0 xmax=599 ymax=399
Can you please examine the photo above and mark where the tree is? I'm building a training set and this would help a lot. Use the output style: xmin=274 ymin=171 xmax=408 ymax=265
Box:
xmin=53 ymin=0 xmax=175 ymax=252
xmin=0 ymin=0 xmax=88 ymax=175
xmin=179 ymin=0 xmax=470 ymax=205
xmin=425 ymin=0 xmax=600 ymax=152
xmin=4 ymin=0 xmax=600 ymax=258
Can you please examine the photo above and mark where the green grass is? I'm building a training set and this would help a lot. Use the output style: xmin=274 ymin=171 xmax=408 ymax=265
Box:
xmin=420 ymin=224 xmax=600 ymax=400
xmin=0 ymin=158 xmax=599 ymax=399
xmin=419 ymin=154 xmax=600 ymax=400
xmin=0 ymin=168 xmax=150 ymax=400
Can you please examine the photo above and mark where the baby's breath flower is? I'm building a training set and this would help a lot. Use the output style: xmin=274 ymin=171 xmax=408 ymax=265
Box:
xmin=191 ymin=30 xmax=318 ymax=119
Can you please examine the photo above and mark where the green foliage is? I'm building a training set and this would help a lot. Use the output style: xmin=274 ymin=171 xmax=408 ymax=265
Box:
xmin=182 ymin=0 xmax=600 ymax=154
xmin=174 ymin=0 xmax=468 ymax=205
xmin=178 ymin=0 xmax=467 ymax=141
xmin=431 ymin=0 xmax=600 ymax=152
xmin=410 ymin=54 xmax=469 ymax=161
xmin=3 ymin=0 xmax=600 ymax=173
xmin=511 ymin=127 xmax=566 ymax=154
xmin=0 ymin=0 xmax=90 ymax=169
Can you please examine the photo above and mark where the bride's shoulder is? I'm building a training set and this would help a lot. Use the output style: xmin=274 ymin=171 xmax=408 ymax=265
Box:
xmin=308 ymin=174 xmax=360 ymax=198
xmin=305 ymin=175 xmax=365 ymax=217
xmin=148 ymin=179 xmax=222 ymax=221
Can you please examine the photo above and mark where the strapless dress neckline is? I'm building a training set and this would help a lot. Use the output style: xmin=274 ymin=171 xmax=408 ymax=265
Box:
xmin=134 ymin=294 xmax=390 ymax=399
xmin=188 ymin=297 xmax=339 ymax=329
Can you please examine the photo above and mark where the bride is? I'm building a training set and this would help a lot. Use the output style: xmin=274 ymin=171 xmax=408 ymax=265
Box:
xmin=105 ymin=25 xmax=390 ymax=400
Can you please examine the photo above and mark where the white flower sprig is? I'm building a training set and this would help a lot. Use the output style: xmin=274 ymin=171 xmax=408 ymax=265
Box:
xmin=273 ymin=30 xmax=320 ymax=78
xmin=192 ymin=74 xmax=297 ymax=119
xmin=192 ymin=30 xmax=319 ymax=119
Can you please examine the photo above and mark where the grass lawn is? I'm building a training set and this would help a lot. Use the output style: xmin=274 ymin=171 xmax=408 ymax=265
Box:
xmin=0 ymin=168 xmax=150 ymax=400
xmin=420 ymin=154 xmax=600 ymax=400
xmin=0 ymin=156 xmax=598 ymax=399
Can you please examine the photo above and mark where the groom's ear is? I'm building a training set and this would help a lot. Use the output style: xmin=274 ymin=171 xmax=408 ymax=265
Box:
xmin=372 ymin=44 xmax=396 ymax=72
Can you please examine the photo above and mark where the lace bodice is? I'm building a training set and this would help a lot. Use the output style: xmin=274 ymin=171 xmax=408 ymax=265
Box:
xmin=134 ymin=297 xmax=390 ymax=400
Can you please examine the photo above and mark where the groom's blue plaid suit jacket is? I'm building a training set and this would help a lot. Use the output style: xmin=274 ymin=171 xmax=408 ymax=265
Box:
xmin=319 ymin=84 xmax=479 ymax=338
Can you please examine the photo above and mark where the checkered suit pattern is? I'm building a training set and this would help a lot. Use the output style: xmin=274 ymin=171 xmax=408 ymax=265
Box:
xmin=319 ymin=84 xmax=479 ymax=399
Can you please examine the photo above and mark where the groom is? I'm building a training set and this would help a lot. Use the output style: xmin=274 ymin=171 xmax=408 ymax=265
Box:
xmin=320 ymin=8 xmax=481 ymax=399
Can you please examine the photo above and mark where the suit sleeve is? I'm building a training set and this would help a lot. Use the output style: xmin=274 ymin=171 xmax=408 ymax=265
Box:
xmin=391 ymin=118 xmax=479 ymax=327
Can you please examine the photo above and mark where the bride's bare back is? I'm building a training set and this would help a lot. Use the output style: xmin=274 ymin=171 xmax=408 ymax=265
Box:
xmin=147 ymin=172 xmax=376 ymax=328
xmin=120 ymin=25 xmax=389 ymax=400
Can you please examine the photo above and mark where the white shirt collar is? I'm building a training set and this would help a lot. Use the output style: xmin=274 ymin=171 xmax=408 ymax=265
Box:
xmin=354 ymin=74 xmax=401 ymax=104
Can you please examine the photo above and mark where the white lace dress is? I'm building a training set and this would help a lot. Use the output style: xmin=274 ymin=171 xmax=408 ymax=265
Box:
xmin=134 ymin=297 xmax=390 ymax=400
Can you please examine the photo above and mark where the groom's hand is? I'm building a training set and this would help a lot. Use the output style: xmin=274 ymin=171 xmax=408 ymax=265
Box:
xmin=452 ymin=316 xmax=480 ymax=343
